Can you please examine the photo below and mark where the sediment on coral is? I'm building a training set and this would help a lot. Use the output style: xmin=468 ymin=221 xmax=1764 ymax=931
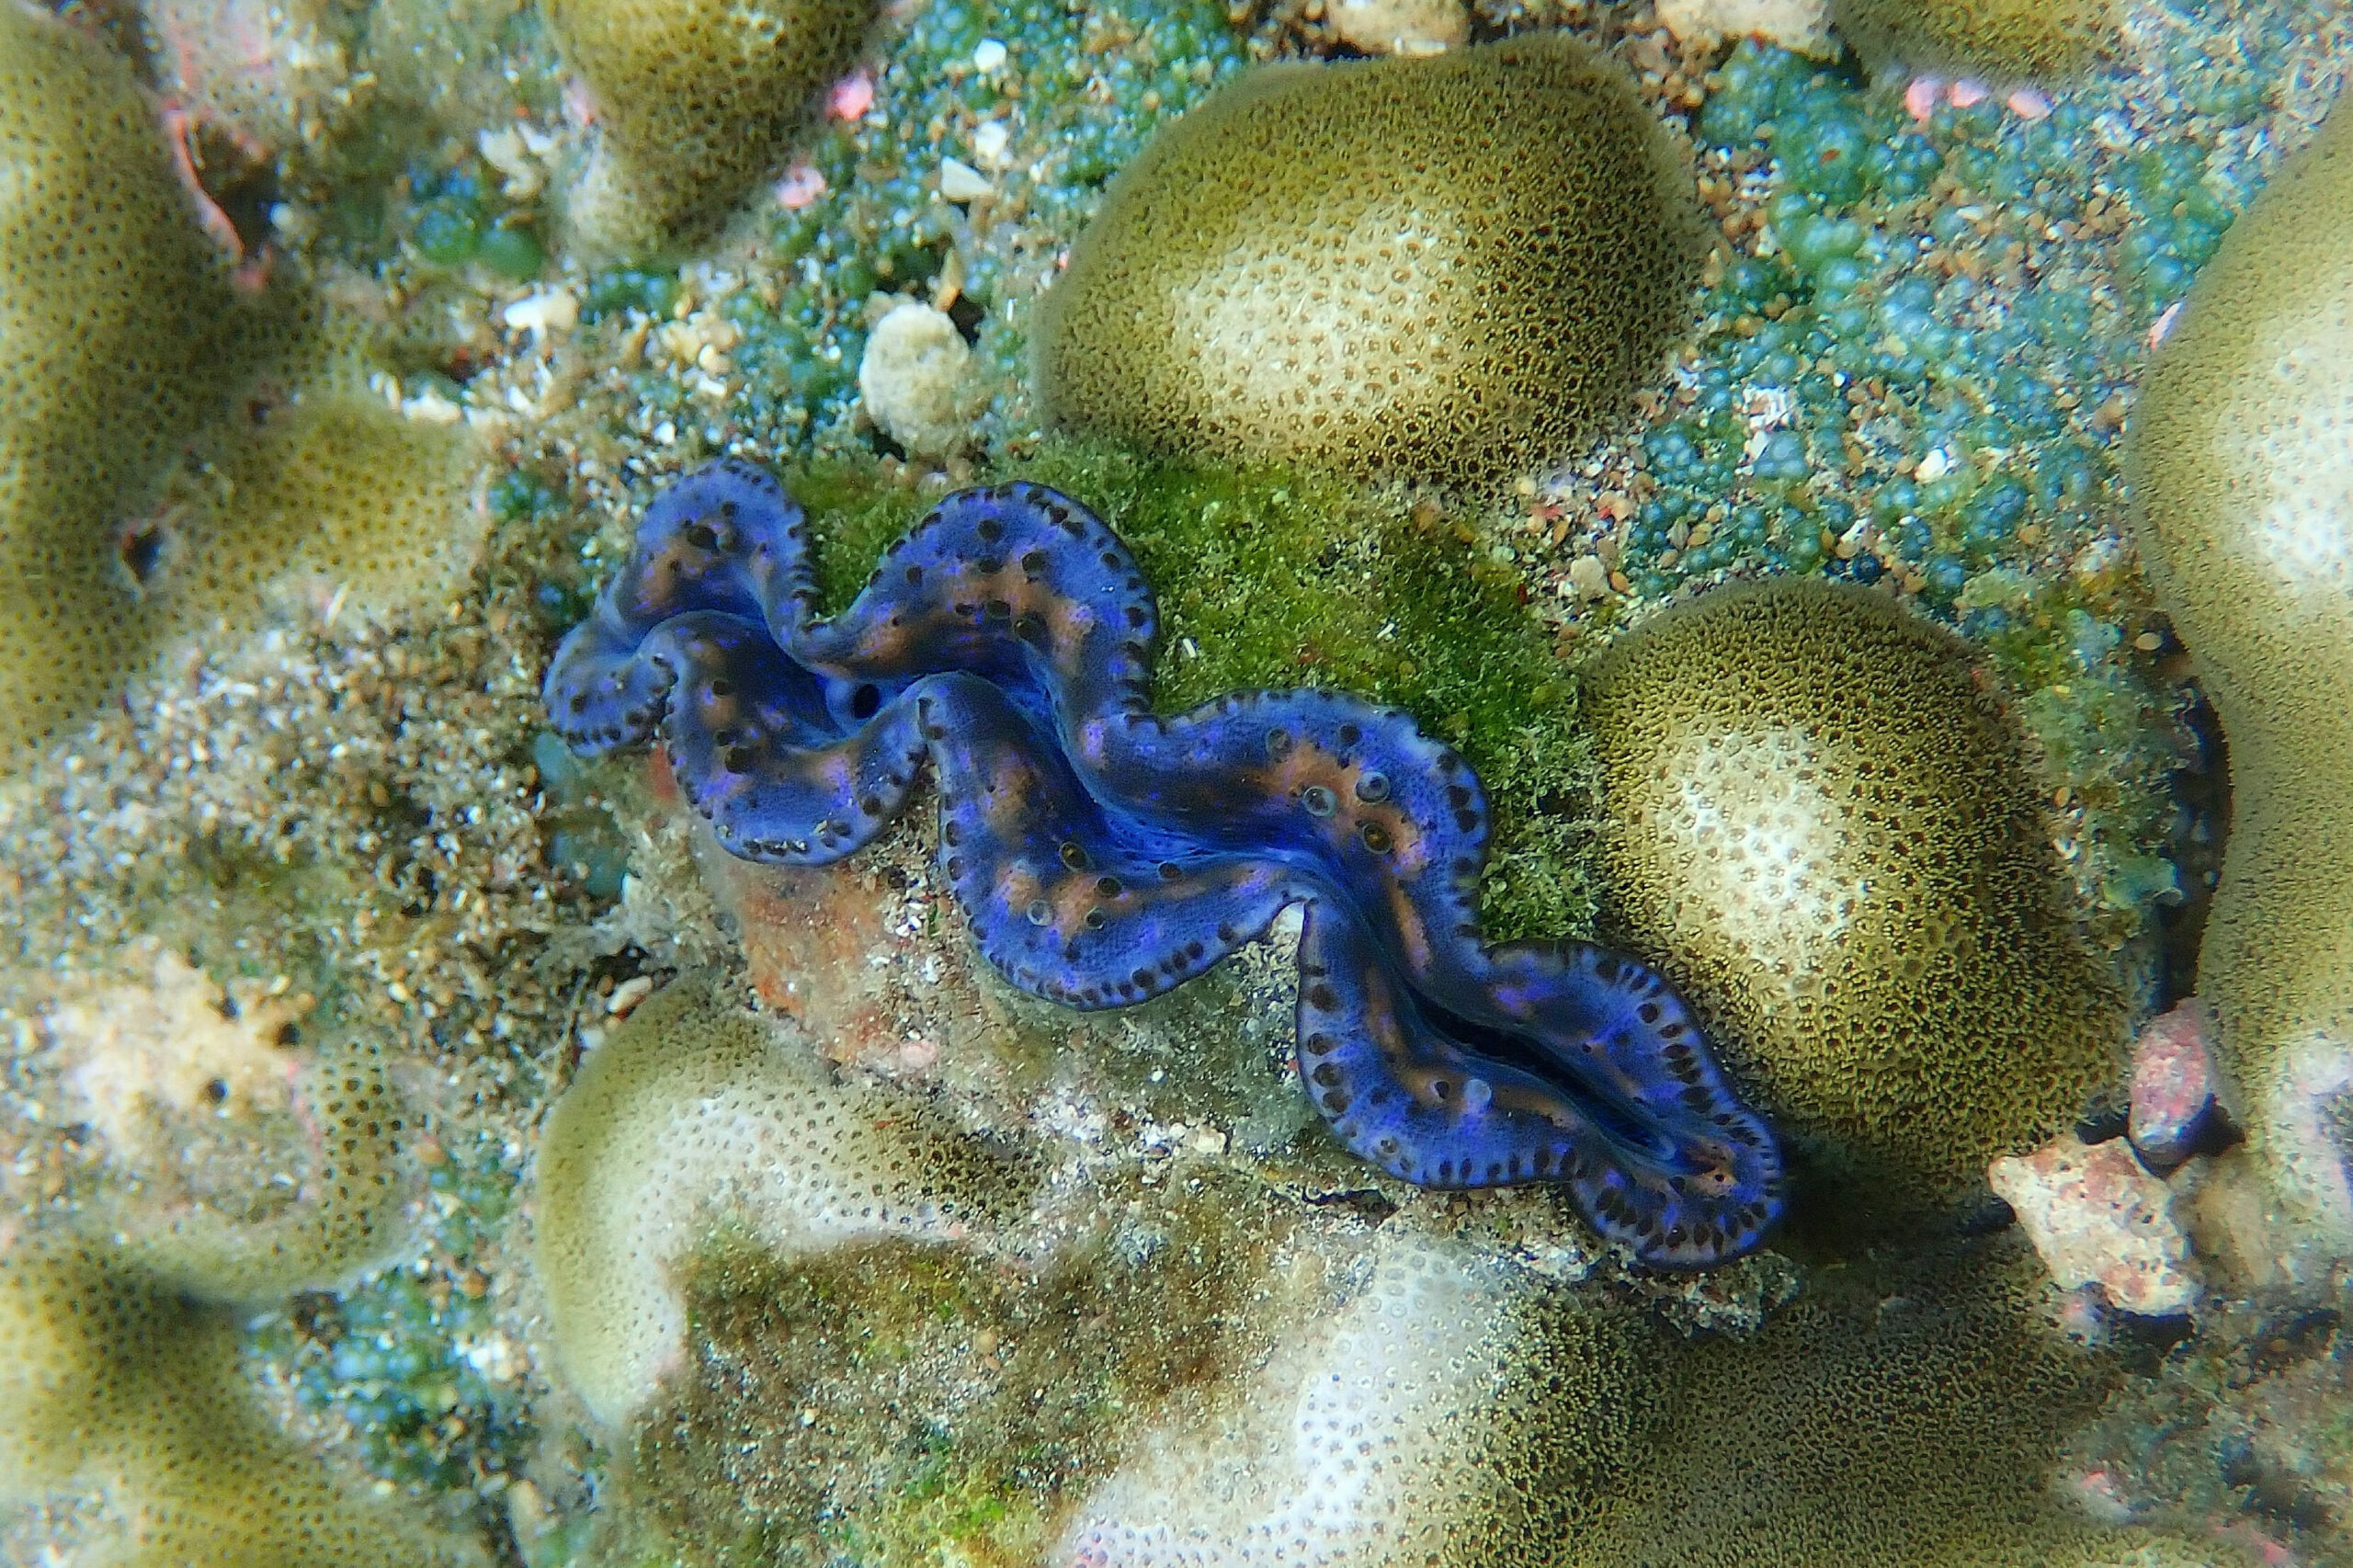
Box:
xmin=1578 ymin=577 xmax=2129 ymax=1219
xmin=36 ymin=941 xmax=424 ymax=1301
xmin=1031 ymin=34 xmax=1706 ymax=489
xmin=2125 ymin=92 xmax=2353 ymax=1262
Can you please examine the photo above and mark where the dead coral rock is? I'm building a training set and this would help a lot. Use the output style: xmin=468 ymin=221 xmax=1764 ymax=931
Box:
xmin=1327 ymin=0 xmax=1469 ymax=56
xmin=1989 ymin=1134 xmax=2200 ymax=1318
xmin=45 ymin=939 xmax=310 ymax=1162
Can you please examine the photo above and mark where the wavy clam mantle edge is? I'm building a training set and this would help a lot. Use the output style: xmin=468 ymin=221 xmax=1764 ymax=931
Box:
xmin=543 ymin=460 xmax=1785 ymax=1267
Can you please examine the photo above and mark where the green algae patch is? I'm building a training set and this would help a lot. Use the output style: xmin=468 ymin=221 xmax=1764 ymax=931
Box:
xmin=1580 ymin=578 xmax=2129 ymax=1218
xmin=788 ymin=442 xmax=1602 ymax=944
xmin=609 ymin=1173 xmax=1317 ymax=1568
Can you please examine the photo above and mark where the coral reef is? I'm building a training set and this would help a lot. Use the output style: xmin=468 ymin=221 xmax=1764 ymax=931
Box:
xmin=1032 ymin=35 xmax=1705 ymax=488
xmin=543 ymin=0 xmax=880 ymax=255
xmin=1562 ymin=1243 xmax=2241 ymax=1568
xmin=544 ymin=464 xmax=1783 ymax=1264
xmin=0 ymin=1233 xmax=481 ymax=1567
xmin=1578 ymin=577 xmax=2128 ymax=1214
xmin=0 ymin=3 xmax=248 ymax=759
xmin=2125 ymin=93 xmax=2353 ymax=1261
xmin=1829 ymin=0 xmax=2117 ymax=89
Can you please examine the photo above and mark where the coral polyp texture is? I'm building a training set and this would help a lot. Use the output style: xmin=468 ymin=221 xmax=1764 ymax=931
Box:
xmin=0 ymin=1233 xmax=482 ymax=1568
xmin=163 ymin=394 xmax=489 ymax=631
xmin=1578 ymin=578 xmax=2127 ymax=1211
xmin=1030 ymin=35 xmax=1705 ymax=489
xmin=544 ymin=461 xmax=1784 ymax=1266
xmin=544 ymin=0 xmax=878 ymax=254
xmin=2125 ymin=97 xmax=2353 ymax=1257
xmin=1830 ymin=0 xmax=2117 ymax=86
xmin=532 ymin=975 xmax=1034 ymax=1426
xmin=0 ymin=4 xmax=246 ymax=758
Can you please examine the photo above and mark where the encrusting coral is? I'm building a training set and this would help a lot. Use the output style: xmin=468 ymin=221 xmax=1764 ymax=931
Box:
xmin=1830 ymin=0 xmax=2118 ymax=87
xmin=0 ymin=3 xmax=248 ymax=759
xmin=2125 ymin=94 xmax=2353 ymax=1260
xmin=543 ymin=0 xmax=879 ymax=255
xmin=0 ymin=1233 xmax=482 ymax=1568
xmin=1578 ymin=578 xmax=2128 ymax=1214
xmin=530 ymin=974 xmax=1035 ymax=1427
xmin=1031 ymin=35 xmax=1706 ymax=490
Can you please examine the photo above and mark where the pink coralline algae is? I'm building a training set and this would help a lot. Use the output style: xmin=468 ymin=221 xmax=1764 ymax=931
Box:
xmin=1989 ymin=1133 xmax=2200 ymax=1317
xmin=2130 ymin=999 xmax=2235 ymax=1174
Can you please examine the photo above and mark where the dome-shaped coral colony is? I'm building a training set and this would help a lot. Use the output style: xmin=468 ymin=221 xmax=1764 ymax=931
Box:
xmin=1032 ymin=35 xmax=1707 ymax=488
xmin=2127 ymin=97 xmax=2353 ymax=1257
xmin=1580 ymin=579 xmax=2128 ymax=1211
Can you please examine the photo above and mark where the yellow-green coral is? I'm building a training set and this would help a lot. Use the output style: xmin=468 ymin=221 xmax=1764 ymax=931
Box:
xmin=1031 ymin=37 xmax=1705 ymax=489
xmin=1578 ymin=579 xmax=2127 ymax=1210
xmin=0 ymin=1233 xmax=481 ymax=1567
xmin=1562 ymin=1244 xmax=2245 ymax=1568
xmin=531 ymin=976 xmax=1034 ymax=1427
xmin=0 ymin=5 xmax=247 ymax=758
xmin=2125 ymin=97 xmax=2353 ymax=1256
xmin=164 ymin=393 xmax=488 ymax=631
xmin=545 ymin=0 xmax=878 ymax=255
xmin=1831 ymin=0 xmax=2117 ymax=85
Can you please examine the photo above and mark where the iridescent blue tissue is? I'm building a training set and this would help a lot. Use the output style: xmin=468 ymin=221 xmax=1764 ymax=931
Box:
xmin=546 ymin=460 xmax=1785 ymax=1267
